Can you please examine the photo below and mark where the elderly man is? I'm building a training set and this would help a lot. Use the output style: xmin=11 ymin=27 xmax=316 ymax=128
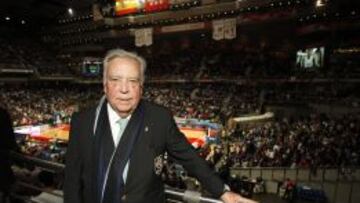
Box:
xmin=64 ymin=49 xmax=257 ymax=203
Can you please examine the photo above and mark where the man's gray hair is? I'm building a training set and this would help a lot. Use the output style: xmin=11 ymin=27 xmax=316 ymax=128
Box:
xmin=103 ymin=49 xmax=146 ymax=85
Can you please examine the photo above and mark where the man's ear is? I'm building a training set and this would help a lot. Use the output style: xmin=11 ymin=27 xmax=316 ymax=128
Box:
xmin=103 ymin=81 xmax=107 ymax=94
xmin=140 ymin=84 xmax=144 ymax=94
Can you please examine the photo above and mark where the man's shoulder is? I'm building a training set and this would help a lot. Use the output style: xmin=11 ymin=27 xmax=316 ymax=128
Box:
xmin=142 ymin=100 xmax=172 ymax=116
xmin=72 ymin=106 xmax=96 ymax=122
xmin=0 ymin=107 xmax=9 ymax=117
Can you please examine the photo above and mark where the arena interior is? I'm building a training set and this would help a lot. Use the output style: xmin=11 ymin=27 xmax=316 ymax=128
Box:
xmin=0 ymin=0 xmax=360 ymax=202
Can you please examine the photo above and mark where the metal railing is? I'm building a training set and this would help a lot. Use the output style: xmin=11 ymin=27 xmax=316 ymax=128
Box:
xmin=10 ymin=152 xmax=223 ymax=203
xmin=11 ymin=152 xmax=65 ymax=172
xmin=15 ymin=181 xmax=222 ymax=203
xmin=165 ymin=188 xmax=222 ymax=203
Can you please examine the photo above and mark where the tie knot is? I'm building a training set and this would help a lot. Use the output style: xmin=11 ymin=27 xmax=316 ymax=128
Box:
xmin=117 ymin=118 xmax=128 ymax=129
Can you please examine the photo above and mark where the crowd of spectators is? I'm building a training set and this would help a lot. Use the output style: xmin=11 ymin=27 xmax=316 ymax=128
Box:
xmin=217 ymin=113 xmax=360 ymax=168
xmin=0 ymin=83 xmax=261 ymax=126
xmin=1 ymin=81 xmax=358 ymax=126
xmin=0 ymin=82 xmax=358 ymax=174
xmin=143 ymin=84 xmax=260 ymax=124
xmin=0 ymin=37 xmax=73 ymax=76
xmin=0 ymin=84 xmax=100 ymax=126
xmin=0 ymin=38 xmax=30 ymax=70
xmin=1 ymin=79 xmax=358 ymax=202
xmin=1 ymin=34 xmax=359 ymax=81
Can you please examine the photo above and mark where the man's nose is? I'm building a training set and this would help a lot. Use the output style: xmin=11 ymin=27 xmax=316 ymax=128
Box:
xmin=119 ymin=80 xmax=129 ymax=93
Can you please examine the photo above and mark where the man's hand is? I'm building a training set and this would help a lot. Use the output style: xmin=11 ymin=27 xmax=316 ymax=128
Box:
xmin=220 ymin=191 xmax=258 ymax=203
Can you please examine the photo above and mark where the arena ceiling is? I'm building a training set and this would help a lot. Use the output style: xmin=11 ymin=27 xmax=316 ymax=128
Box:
xmin=1 ymin=0 xmax=358 ymax=25
xmin=0 ymin=0 xmax=94 ymax=24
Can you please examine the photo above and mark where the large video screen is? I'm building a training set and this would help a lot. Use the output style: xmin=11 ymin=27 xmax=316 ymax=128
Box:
xmin=114 ymin=0 xmax=170 ymax=16
xmin=296 ymin=47 xmax=325 ymax=69
xmin=144 ymin=0 xmax=169 ymax=13
xmin=115 ymin=0 xmax=141 ymax=16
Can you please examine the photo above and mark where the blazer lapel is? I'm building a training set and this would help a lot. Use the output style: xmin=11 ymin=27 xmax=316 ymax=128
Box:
xmin=123 ymin=101 xmax=152 ymax=190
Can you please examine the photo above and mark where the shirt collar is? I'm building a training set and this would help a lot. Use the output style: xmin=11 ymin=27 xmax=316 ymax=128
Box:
xmin=107 ymin=103 xmax=131 ymax=125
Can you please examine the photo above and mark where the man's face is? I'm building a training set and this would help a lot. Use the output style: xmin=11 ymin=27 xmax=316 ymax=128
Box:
xmin=104 ymin=57 xmax=143 ymax=118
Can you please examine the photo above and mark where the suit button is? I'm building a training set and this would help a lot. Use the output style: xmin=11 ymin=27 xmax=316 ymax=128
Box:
xmin=121 ymin=194 xmax=127 ymax=201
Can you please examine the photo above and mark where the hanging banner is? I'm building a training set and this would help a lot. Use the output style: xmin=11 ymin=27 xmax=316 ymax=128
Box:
xmin=224 ymin=18 xmax=236 ymax=40
xmin=135 ymin=29 xmax=145 ymax=47
xmin=135 ymin=28 xmax=153 ymax=47
xmin=143 ymin=28 xmax=153 ymax=46
xmin=212 ymin=18 xmax=237 ymax=40
xmin=212 ymin=19 xmax=224 ymax=40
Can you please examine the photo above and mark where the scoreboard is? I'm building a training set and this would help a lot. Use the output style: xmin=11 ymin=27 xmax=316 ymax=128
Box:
xmin=82 ymin=57 xmax=102 ymax=77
